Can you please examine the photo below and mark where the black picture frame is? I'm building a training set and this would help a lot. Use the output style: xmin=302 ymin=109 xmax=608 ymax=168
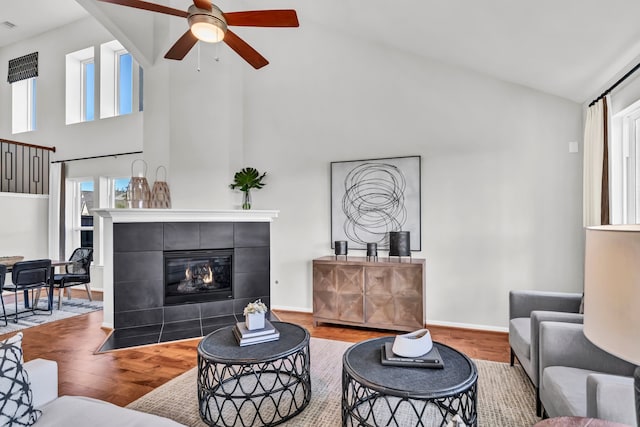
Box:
xmin=330 ymin=155 xmax=421 ymax=251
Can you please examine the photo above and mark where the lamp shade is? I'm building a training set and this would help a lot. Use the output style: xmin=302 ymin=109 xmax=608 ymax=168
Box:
xmin=584 ymin=225 xmax=640 ymax=365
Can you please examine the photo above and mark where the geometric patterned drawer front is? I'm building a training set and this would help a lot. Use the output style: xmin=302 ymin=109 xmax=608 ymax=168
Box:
xmin=313 ymin=264 xmax=337 ymax=293
xmin=313 ymin=290 xmax=338 ymax=319
xmin=391 ymin=267 xmax=422 ymax=297
xmin=335 ymin=265 xmax=363 ymax=294
xmin=338 ymin=292 xmax=364 ymax=323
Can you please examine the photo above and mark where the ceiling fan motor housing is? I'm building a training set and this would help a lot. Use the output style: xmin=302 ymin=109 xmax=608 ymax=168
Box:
xmin=187 ymin=4 xmax=227 ymax=43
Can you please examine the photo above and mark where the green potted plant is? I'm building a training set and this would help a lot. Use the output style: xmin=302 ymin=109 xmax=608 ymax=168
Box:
xmin=229 ymin=167 xmax=267 ymax=209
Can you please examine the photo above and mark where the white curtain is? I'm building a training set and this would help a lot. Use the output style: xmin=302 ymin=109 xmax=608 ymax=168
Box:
xmin=583 ymin=98 xmax=608 ymax=226
xmin=48 ymin=162 xmax=64 ymax=260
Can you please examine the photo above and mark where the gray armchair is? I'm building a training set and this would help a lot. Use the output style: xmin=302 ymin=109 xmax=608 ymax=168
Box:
xmin=508 ymin=290 xmax=583 ymax=414
xmin=539 ymin=321 xmax=637 ymax=426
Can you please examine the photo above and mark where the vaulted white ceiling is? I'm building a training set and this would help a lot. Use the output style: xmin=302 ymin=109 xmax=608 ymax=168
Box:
xmin=3 ymin=0 xmax=640 ymax=103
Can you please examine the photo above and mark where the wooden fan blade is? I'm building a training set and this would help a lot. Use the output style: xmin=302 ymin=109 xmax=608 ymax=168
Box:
xmin=164 ymin=30 xmax=198 ymax=60
xmin=192 ymin=0 xmax=212 ymax=10
xmin=97 ymin=0 xmax=188 ymax=18
xmin=224 ymin=30 xmax=269 ymax=69
xmin=224 ymin=10 xmax=299 ymax=27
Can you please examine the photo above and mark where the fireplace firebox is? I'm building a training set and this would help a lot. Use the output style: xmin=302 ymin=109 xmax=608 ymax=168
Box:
xmin=164 ymin=249 xmax=233 ymax=306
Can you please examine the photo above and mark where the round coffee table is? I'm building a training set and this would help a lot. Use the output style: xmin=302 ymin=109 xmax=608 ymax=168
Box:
xmin=342 ymin=337 xmax=478 ymax=427
xmin=197 ymin=321 xmax=311 ymax=427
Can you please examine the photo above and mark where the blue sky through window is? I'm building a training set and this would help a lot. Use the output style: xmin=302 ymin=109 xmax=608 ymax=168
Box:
xmin=85 ymin=62 xmax=95 ymax=121
xmin=119 ymin=53 xmax=132 ymax=115
xmin=80 ymin=181 xmax=94 ymax=192
xmin=114 ymin=178 xmax=129 ymax=192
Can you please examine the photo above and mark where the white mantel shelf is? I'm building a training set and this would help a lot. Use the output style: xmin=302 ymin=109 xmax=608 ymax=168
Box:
xmin=93 ymin=209 xmax=279 ymax=223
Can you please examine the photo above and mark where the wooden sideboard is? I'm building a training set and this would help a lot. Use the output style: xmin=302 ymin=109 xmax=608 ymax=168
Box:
xmin=312 ymin=256 xmax=425 ymax=332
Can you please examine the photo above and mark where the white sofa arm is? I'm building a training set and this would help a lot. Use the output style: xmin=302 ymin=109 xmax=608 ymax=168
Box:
xmin=586 ymin=373 xmax=637 ymax=427
xmin=24 ymin=359 xmax=58 ymax=408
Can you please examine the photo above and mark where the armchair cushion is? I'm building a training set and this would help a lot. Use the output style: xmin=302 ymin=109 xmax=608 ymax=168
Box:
xmin=541 ymin=366 xmax=598 ymax=417
xmin=586 ymin=374 xmax=636 ymax=427
xmin=0 ymin=333 xmax=41 ymax=426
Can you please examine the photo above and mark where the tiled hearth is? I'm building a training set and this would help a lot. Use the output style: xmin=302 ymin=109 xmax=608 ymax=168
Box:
xmin=93 ymin=209 xmax=279 ymax=351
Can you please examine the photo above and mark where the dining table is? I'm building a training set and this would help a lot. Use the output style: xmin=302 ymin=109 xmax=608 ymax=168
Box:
xmin=1 ymin=256 xmax=73 ymax=310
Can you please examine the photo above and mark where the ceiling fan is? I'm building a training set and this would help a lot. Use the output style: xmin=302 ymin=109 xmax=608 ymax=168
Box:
xmin=96 ymin=0 xmax=299 ymax=69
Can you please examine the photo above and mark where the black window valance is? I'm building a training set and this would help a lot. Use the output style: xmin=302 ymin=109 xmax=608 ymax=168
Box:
xmin=7 ymin=52 xmax=38 ymax=84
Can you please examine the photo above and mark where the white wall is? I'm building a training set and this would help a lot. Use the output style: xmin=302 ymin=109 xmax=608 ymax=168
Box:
xmin=1 ymin=11 xmax=585 ymax=330
xmin=237 ymin=21 xmax=584 ymax=328
xmin=0 ymin=17 xmax=143 ymax=160
xmin=0 ymin=194 xmax=48 ymax=261
xmin=134 ymin=13 xmax=583 ymax=329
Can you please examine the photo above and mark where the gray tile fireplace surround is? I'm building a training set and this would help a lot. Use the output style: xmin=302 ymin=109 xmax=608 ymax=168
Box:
xmin=99 ymin=221 xmax=271 ymax=352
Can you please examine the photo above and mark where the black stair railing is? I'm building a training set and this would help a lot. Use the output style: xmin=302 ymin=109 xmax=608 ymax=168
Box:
xmin=0 ymin=138 xmax=56 ymax=195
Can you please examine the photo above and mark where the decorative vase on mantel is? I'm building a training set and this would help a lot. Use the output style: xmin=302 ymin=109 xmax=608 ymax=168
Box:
xmin=242 ymin=190 xmax=251 ymax=210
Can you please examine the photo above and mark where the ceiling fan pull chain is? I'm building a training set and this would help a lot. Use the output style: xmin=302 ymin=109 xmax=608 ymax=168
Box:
xmin=214 ymin=43 xmax=220 ymax=62
xmin=197 ymin=42 xmax=201 ymax=72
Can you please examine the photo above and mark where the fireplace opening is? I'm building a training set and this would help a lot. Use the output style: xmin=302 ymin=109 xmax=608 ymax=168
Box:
xmin=164 ymin=249 xmax=233 ymax=306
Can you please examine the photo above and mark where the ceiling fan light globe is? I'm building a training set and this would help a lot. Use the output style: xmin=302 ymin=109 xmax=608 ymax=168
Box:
xmin=190 ymin=21 xmax=225 ymax=42
xmin=187 ymin=8 xmax=227 ymax=43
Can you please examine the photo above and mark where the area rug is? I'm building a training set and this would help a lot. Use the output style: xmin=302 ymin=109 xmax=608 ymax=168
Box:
xmin=0 ymin=297 xmax=103 ymax=334
xmin=127 ymin=337 xmax=540 ymax=427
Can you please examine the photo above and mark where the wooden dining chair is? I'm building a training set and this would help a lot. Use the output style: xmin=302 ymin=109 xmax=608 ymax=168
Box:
xmin=53 ymin=248 xmax=93 ymax=309
xmin=0 ymin=264 xmax=7 ymax=326
xmin=3 ymin=259 xmax=52 ymax=323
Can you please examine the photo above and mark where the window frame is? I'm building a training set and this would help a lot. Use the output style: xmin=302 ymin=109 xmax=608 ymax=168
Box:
xmin=66 ymin=178 xmax=95 ymax=253
xmin=610 ymin=99 xmax=640 ymax=224
xmin=11 ymin=77 xmax=37 ymax=134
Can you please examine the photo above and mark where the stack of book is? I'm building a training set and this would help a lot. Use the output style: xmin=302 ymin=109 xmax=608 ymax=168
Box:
xmin=233 ymin=320 xmax=280 ymax=346
xmin=380 ymin=342 xmax=444 ymax=369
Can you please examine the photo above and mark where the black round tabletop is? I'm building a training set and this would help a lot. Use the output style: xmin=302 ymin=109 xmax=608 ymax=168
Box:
xmin=343 ymin=337 xmax=478 ymax=399
xmin=198 ymin=321 xmax=309 ymax=363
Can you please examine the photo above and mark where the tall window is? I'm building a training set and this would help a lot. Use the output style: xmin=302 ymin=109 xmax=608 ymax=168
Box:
xmin=101 ymin=41 xmax=138 ymax=119
xmin=610 ymin=99 xmax=640 ymax=224
xmin=11 ymin=77 xmax=36 ymax=134
xmin=82 ymin=59 xmax=95 ymax=121
xmin=67 ymin=179 xmax=94 ymax=251
xmin=79 ymin=181 xmax=94 ymax=248
xmin=110 ymin=177 xmax=130 ymax=208
xmin=65 ymin=46 xmax=95 ymax=124
xmin=117 ymin=52 xmax=133 ymax=115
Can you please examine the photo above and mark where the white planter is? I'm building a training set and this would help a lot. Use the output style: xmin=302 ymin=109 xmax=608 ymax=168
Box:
xmin=246 ymin=312 xmax=265 ymax=330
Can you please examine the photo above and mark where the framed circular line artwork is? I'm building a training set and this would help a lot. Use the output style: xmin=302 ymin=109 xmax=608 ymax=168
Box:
xmin=330 ymin=155 xmax=421 ymax=251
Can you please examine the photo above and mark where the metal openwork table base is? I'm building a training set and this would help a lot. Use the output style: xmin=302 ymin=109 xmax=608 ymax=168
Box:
xmin=197 ymin=322 xmax=311 ymax=427
xmin=342 ymin=337 xmax=478 ymax=427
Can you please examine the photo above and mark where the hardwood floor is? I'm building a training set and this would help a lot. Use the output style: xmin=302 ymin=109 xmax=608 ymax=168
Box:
xmin=0 ymin=309 xmax=509 ymax=407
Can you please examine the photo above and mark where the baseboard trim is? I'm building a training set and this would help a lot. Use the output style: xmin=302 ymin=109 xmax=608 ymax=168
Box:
xmin=272 ymin=306 xmax=508 ymax=333
xmin=427 ymin=319 xmax=508 ymax=333
xmin=271 ymin=305 xmax=313 ymax=314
